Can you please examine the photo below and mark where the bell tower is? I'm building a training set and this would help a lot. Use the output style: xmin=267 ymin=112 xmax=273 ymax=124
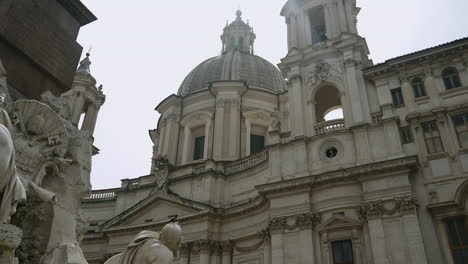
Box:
xmin=279 ymin=0 xmax=372 ymax=139
xmin=282 ymin=0 xmax=360 ymax=50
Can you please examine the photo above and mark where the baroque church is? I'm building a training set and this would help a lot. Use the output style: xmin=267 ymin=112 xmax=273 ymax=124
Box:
xmin=78 ymin=1 xmax=468 ymax=264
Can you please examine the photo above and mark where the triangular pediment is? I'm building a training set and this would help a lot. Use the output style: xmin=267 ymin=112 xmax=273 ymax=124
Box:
xmin=285 ymin=47 xmax=301 ymax=58
xmin=124 ymin=199 xmax=199 ymax=225
xmin=318 ymin=215 xmax=362 ymax=231
xmin=98 ymin=191 xmax=208 ymax=230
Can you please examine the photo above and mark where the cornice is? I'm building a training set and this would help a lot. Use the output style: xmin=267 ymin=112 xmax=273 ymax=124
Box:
xmin=57 ymin=0 xmax=97 ymax=26
xmin=256 ymin=156 xmax=418 ymax=195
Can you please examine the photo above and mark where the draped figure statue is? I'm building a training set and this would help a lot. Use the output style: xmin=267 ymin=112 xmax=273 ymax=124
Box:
xmin=104 ymin=220 xmax=182 ymax=264
xmin=0 ymin=94 xmax=26 ymax=223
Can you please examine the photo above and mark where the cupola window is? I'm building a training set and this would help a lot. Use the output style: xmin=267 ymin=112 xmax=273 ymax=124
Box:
xmin=250 ymin=134 xmax=265 ymax=154
xmin=443 ymin=68 xmax=462 ymax=90
xmin=193 ymin=136 xmax=205 ymax=161
xmin=309 ymin=6 xmax=327 ymax=44
xmin=332 ymin=240 xmax=354 ymax=264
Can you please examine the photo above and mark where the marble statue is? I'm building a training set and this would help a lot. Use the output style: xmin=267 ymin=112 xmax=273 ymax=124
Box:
xmin=104 ymin=220 xmax=182 ymax=264
xmin=0 ymin=93 xmax=26 ymax=224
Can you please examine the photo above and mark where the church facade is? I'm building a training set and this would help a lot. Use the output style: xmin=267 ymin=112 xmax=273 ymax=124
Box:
xmin=82 ymin=1 xmax=468 ymax=264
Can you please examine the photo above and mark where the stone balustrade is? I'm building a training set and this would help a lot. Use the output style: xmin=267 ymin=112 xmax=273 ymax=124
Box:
xmin=83 ymin=188 xmax=118 ymax=201
xmin=127 ymin=179 xmax=140 ymax=189
xmin=225 ymin=150 xmax=268 ymax=175
xmin=371 ymin=112 xmax=383 ymax=123
xmin=314 ymin=119 xmax=345 ymax=135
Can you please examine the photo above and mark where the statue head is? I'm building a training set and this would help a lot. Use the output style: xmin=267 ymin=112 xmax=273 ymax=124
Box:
xmin=160 ymin=221 xmax=182 ymax=253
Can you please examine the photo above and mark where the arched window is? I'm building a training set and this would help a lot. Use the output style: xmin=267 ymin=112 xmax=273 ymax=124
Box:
xmin=442 ymin=68 xmax=462 ymax=90
xmin=239 ymin=37 xmax=244 ymax=51
xmin=411 ymin=77 xmax=426 ymax=98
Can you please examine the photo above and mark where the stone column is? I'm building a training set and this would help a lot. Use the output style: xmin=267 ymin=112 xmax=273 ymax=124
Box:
xmin=400 ymin=76 xmax=416 ymax=113
xmin=228 ymin=99 xmax=240 ymax=160
xmin=337 ymin=0 xmax=348 ymax=32
xmin=343 ymin=59 xmax=368 ymax=124
xmin=179 ymin=243 xmax=191 ymax=264
xmin=70 ymin=94 xmax=86 ymax=125
xmin=211 ymin=242 xmax=222 ymax=264
xmin=221 ymin=241 xmax=233 ymax=264
xmin=263 ymin=236 xmax=272 ymax=264
xmin=435 ymin=220 xmax=455 ymax=264
xmin=245 ymin=119 xmax=251 ymax=156
xmin=402 ymin=214 xmax=428 ymax=264
xmin=213 ymin=99 xmax=225 ymax=160
xmin=204 ymin=119 xmax=211 ymax=160
xmin=303 ymin=12 xmax=312 ymax=46
xmin=199 ymin=240 xmax=211 ymax=264
xmin=423 ymin=66 xmax=441 ymax=107
xmin=297 ymin=217 xmax=315 ymax=263
xmin=270 ymin=218 xmax=286 ymax=264
xmin=367 ymin=218 xmax=389 ymax=264
xmin=157 ymin=118 xmax=167 ymax=155
xmin=81 ymin=103 xmax=99 ymax=134
xmin=0 ymin=224 xmax=22 ymax=264
xmin=352 ymin=229 xmax=363 ymax=264
xmin=321 ymin=232 xmax=331 ymax=264
xmin=182 ymin=126 xmax=191 ymax=164
xmin=289 ymin=76 xmax=305 ymax=138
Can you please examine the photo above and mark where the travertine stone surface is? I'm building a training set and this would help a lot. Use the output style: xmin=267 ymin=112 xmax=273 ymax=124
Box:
xmin=0 ymin=223 xmax=22 ymax=264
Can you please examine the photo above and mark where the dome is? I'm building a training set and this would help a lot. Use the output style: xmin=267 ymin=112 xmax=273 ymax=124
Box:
xmin=177 ymin=50 xmax=287 ymax=96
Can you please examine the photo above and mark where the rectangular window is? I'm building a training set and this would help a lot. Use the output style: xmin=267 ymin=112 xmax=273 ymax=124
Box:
xmin=193 ymin=136 xmax=205 ymax=160
xmin=446 ymin=217 xmax=468 ymax=264
xmin=422 ymin=121 xmax=444 ymax=154
xmin=309 ymin=6 xmax=327 ymax=44
xmin=391 ymin=88 xmax=405 ymax=107
xmin=332 ymin=240 xmax=354 ymax=264
xmin=250 ymin=134 xmax=265 ymax=155
xmin=400 ymin=126 xmax=414 ymax=144
xmin=453 ymin=114 xmax=468 ymax=148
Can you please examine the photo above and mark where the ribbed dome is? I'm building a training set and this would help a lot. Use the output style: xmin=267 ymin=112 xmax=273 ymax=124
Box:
xmin=177 ymin=50 xmax=287 ymax=96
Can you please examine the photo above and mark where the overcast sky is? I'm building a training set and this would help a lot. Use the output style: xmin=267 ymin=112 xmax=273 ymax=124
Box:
xmin=77 ymin=0 xmax=468 ymax=190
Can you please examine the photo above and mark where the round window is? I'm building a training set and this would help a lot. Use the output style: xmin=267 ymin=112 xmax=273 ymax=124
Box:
xmin=325 ymin=147 xmax=338 ymax=158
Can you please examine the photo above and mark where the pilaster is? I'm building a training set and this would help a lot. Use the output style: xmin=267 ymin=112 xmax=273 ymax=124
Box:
xmin=289 ymin=75 xmax=305 ymax=138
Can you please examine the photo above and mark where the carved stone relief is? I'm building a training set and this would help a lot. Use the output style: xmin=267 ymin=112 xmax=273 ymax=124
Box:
xmin=306 ymin=61 xmax=343 ymax=88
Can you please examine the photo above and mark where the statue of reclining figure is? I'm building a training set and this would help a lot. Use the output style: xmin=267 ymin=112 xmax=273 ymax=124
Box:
xmin=104 ymin=220 xmax=182 ymax=264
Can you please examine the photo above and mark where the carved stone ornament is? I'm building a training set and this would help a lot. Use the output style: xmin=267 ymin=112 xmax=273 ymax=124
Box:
xmin=306 ymin=61 xmax=342 ymax=88
xmin=179 ymin=243 xmax=191 ymax=258
xmin=6 ymin=100 xmax=69 ymax=178
xmin=153 ymin=154 xmax=172 ymax=189
xmin=270 ymin=111 xmax=281 ymax=131
xmin=358 ymin=196 xmax=419 ymax=219
xmin=268 ymin=217 xmax=287 ymax=232
xmin=296 ymin=213 xmax=321 ymax=229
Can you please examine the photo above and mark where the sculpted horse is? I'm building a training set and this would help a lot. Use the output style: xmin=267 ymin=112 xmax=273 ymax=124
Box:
xmin=0 ymin=100 xmax=26 ymax=223
xmin=104 ymin=221 xmax=182 ymax=264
